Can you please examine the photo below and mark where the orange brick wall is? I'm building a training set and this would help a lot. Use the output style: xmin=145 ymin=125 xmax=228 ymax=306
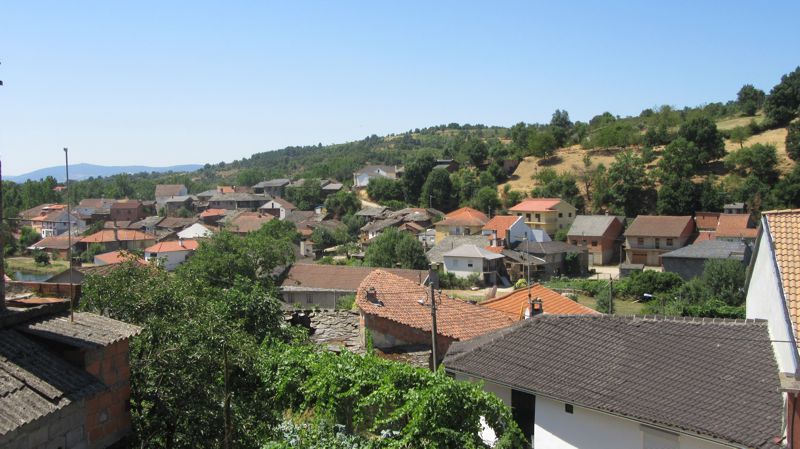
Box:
xmin=84 ymin=340 xmax=134 ymax=449
xmin=363 ymin=313 xmax=455 ymax=357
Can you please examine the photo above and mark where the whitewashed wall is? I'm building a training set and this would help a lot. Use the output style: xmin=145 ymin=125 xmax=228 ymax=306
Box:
xmin=443 ymin=256 xmax=483 ymax=278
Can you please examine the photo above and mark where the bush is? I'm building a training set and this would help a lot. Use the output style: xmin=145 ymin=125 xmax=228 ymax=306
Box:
xmin=336 ymin=294 xmax=356 ymax=310
xmin=33 ymin=250 xmax=51 ymax=266
xmin=623 ymin=270 xmax=684 ymax=300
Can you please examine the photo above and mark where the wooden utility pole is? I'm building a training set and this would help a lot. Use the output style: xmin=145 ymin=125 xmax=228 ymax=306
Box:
xmin=65 ymin=148 xmax=75 ymax=321
xmin=429 ymin=264 xmax=439 ymax=372
xmin=223 ymin=344 xmax=232 ymax=449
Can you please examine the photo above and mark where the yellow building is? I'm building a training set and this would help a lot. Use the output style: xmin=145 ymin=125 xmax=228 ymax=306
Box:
xmin=434 ymin=207 xmax=490 ymax=243
xmin=509 ymin=198 xmax=577 ymax=236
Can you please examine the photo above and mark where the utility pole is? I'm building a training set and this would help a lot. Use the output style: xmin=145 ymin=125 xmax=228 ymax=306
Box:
xmin=0 ymin=159 xmax=5 ymax=313
xmin=223 ymin=344 xmax=232 ymax=449
xmin=608 ymin=275 xmax=614 ymax=315
xmin=64 ymin=148 xmax=75 ymax=322
xmin=429 ymin=264 xmax=439 ymax=372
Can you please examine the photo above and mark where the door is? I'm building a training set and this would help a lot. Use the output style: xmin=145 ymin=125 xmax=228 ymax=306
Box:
xmin=511 ymin=389 xmax=535 ymax=448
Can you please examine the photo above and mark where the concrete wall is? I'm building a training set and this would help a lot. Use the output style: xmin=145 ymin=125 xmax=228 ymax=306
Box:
xmin=443 ymin=255 xmax=483 ymax=278
xmin=662 ymin=258 xmax=706 ymax=280
xmin=0 ymin=401 xmax=88 ymax=449
xmin=145 ymin=249 xmax=192 ymax=271
xmin=746 ymin=224 xmax=799 ymax=374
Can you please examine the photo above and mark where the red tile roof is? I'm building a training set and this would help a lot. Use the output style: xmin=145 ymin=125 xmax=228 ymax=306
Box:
xmin=28 ymin=236 xmax=73 ymax=251
xmin=509 ymin=198 xmax=562 ymax=212
xmin=437 ymin=207 xmax=490 ymax=227
xmin=356 ymin=270 xmax=514 ymax=341
xmin=694 ymin=231 xmax=714 ymax=243
xmin=111 ymin=200 xmax=142 ymax=209
xmin=482 ymin=215 xmax=519 ymax=234
xmin=763 ymin=210 xmax=800 ymax=339
xmin=145 ymin=240 xmax=200 ymax=253
xmin=282 ymin=264 xmax=427 ymax=290
xmin=694 ymin=212 xmax=721 ymax=231
xmin=80 ymin=229 xmax=156 ymax=243
xmin=228 ymin=212 xmax=274 ymax=233
xmin=624 ymin=216 xmax=695 ymax=238
xmin=200 ymin=208 xmax=227 ymax=218
xmin=483 ymin=246 xmax=505 ymax=254
xmin=94 ymin=250 xmax=142 ymax=265
xmin=481 ymin=285 xmax=600 ymax=319
xmin=716 ymin=214 xmax=757 ymax=239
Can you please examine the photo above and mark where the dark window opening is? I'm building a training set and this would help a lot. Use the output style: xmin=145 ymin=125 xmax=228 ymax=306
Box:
xmin=512 ymin=389 xmax=535 ymax=448
xmin=565 ymin=403 xmax=573 ymax=414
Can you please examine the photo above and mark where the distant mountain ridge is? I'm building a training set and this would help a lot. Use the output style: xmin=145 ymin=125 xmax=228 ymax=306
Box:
xmin=7 ymin=163 xmax=204 ymax=183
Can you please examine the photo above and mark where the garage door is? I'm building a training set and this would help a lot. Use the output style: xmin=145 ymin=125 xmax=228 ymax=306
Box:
xmin=632 ymin=253 xmax=647 ymax=265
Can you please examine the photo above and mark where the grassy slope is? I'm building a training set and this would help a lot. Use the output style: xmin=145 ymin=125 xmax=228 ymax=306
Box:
xmin=7 ymin=257 xmax=70 ymax=275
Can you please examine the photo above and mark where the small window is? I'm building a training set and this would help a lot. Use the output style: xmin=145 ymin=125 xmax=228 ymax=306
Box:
xmin=568 ymin=212 xmax=572 ymax=217
xmin=467 ymin=263 xmax=473 ymax=268
xmin=306 ymin=294 xmax=313 ymax=304
xmin=564 ymin=404 xmax=573 ymax=414
xmin=666 ymin=238 xmax=673 ymax=247
xmin=558 ymin=213 xmax=563 ymax=218
xmin=655 ymin=238 xmax=660 ymax=249
xmin=591 ymin=240 xmax=598 ymax=247
xmin=571 ymin=240 xmax=577 ymax=245
xmin=637 ymin=238 xmax=644 ymax=245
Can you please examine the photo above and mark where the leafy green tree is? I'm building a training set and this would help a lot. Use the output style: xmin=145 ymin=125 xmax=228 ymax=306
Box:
xmin=531 ymin=169 xmax=585 ymax=212
xmin=366 ymin=177 xmax=404 ymax=204
xmin=585 ymin=121 xmax=640 ymax=149
xmin=286 ymin=179 xmax=324 ymax=210
xmin=364 ymin=228 xmax=428 ymax=269
xmin=698 ymin=175 xmax=727 ymax=212
xmin=510 ymin=122 xmax=529 ymax=149
xmin=725 ymin=143 xmax=779 ymax=184
xmin=324 ymin=190 xmax=361 ymax=219
xmin=657 ymin=171 xmax=697 ymax=215
xmin=737 ymin=84 xmax=766 ymax=115
xmin=550 ymin=109 xmax=573 ymax=147
xmin=19 ymin=226 xmax=41 ymax=248
xmin=33 ymin=250 xmax=51 ymax=266
xmin=678 ymin=116 xmax=725 ymax=164
xmin=787 ymin=122 xmax=800 ymax=162
xmin=528 ymin=129 xmax=557 ymax=159
xmin=401 ymin=153 xmax=437 ymax=203
xmin=768 ymin=165 xmax=800 ymax=209
xmin=472 ymin=186 xmax=501 ymax=216
xmin=606 ymin=151 xmax=655 ymax=217
xmin=420 ymin=169 xmax=457 ymax=212
xmin=729 ymin=126 xmax=751 ymax=149
xmin=701 ymin=259 xmax=746 ymax=307
xmin=450 ymin=168 xmax=479 ymax=207
xmin=465 ymin=138 xmax=489 ymax=166
xmin=764 ymin=66 xmax=800 ymax=126
xmin=236 ymin=168 xmax=263 ymax=187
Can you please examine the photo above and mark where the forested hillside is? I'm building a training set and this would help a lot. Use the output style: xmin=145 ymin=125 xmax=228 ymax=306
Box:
xmin=4 ymin=67 xmax=799 ymax=219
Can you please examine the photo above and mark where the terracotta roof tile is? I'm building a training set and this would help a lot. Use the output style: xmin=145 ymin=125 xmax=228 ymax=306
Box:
xmin=482 ymin=285 xmax=600 ymax=319
xmin=94 ymin=250 xmax=138 ymax=265
xmin=79 ymin=229 xmax=156 ymax=243
xmin=716 ymin=214 xmax=757 ymax=239
xmin=437 ymin=207 xmax=489 ymax=227
xmin=145 ymin=240 xmax=199 ymax=253
xmin=282 ymin=264 xmax=426 ymax=290
xmin=694 ymin=212 xmax=721 ymax=230
xmin=624 ymin=215 xmax=694 ymax=238
xmin=155 ymin=184 xmax=187 ymax=198
xmin=509 ymin=198 xmax=561 ymax=212
xmin=356 ymin=270 xmax=513 ymax=341
xmin=764 ymin=210 xmax=800 ymax=340
xmin=482 ymin=215 xmax=519 ymax=234
xmin=228 ymin=212 xmax=274 ymax=233
xmin=200 ymin=208 xmax=227 ymax=218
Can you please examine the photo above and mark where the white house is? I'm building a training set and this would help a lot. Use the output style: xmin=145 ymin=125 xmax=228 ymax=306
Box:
xmin=352 ymin=165 xmax=399 ymax=188
xmin=258 ymin=197 xmax=297 ymax=219
xmin=144 ymin=239 xmax=199 ymax=271
xmin=442 ymin=244 xmax=504 ymax=285
xmin=444 ymin=315 xmax=783 ymax=449
xmin=482 ymin=215 xmax=548 ymax=248
xmin=176 ymin=223 xmax=215 ymax=240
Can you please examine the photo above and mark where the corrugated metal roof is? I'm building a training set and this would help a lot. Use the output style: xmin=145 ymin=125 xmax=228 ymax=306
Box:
xmin=17 ymin=312 xmax=142 ymax=349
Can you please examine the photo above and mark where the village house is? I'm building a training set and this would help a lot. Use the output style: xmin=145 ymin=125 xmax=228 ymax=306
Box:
xmin=444 ymin=314 xmax=782 ymax=449
xmin=566 ymin=215 xmax=625 ymax=266
xmin=724 ymin=202 xmax=746 ymax=214
xmin=163 ymin=195 xmax=194 ymax=217
xmin=508 ymin=240 xmax=588 ymax=280
xmin=259 ymin=197 xmax=297 ymax=219
xmin=75 ymin=198 xmax=115 ymax=224
xmin=226 ymin=211 xmax=274 ymax=234
xmin=17 ymin=203 xmax=64 ymax=228
xmin=0 ymin=294 xmax=141 ymax=449
xmin=482 ymin=215 xmax=544 ymax=248
xmin=432 ymin=159 xmax=460 ymax=172
xmin=434 ymin=207 xmax=490 ymax=243
xmin=154 ymin=184 xmax=188 ymax=208
xmin=715 ymin=213 xmax=758 ymax=243
xmin=281 ymin=264 xmax=427 ymax=309
xmin=79 ymin=228 xmax=157 ymax=253
xmin=176 ymin=222 xmax=215 ymax=239
xmin=128 ymin=216 xmax=163 ymax=235
xmin=321 ymin=179 xmax=344 ymax=195
xmin=509 ymin=198 xmax=577 ymax=237
xmin=427 ymin=235 xmax=492 ymax=266
xmin=352 ymin=164 xmax=401 ymax=188
xmin=94 ymin=250 xmax=138 ymax=266
xmin=746 ymin=209 xmax=800 ymax=443
xmin=110 ymin=200 xmax=146 ymax=222
xmin=442 ymin=244 xmax=506 ymax=285
xmin=359 ymin=208 xmax=441 ymax=243
xmin=624 ymin=215 xmax=695 ymax=266
xmin=155 ymin=216 xmax=198 ymax=233
xmin=481 ymin=284 xmax=599 ymax=319
xmin=661 ymin=239 xmax=751 ymax=280
xmin=253 ymin=178 xmax=290 ymax=196
xmin=208 ymin=192 xmax=269 ymax=210
xmin=356 ymin=270 xmax=514 ymax=362
xmin=27 ymin=235 xmax=75 ymax=259
xmin=144 ymin=239 xmax=200 ymax=271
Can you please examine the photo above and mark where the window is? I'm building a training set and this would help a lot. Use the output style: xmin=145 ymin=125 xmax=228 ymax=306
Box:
xmin=535 ymin=214 xmax=541 ymax=221
xmin=306 ymin=294 xmax=313 ymax=304
xmin=655 ymin=238 xmax=660 ymax=249
xmin=558 ymin=213 xmax=563 ymax=218
xmin=571 ymin=240 xmax=578 ymax=245
xmin=526 ymin=213 xmax=531 ymax=221
xmin=564 ymin=404 xmax=573 ymax=414
xmin=591 ymin=240 xmax=598 ymax=247
xmin=637 ymin=238 xmax=644 ymax=245
xmin=467 ymin=263 xmax=473 ymax=268
xmin=666 ymin=238 xmax=673 ymax=247
xmin=568 ymin=212 xmax=572 ymax=217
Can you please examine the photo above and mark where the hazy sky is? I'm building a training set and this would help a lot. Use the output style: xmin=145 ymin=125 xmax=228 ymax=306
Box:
xmin=2 ymin=1 xmax=799 ymax=175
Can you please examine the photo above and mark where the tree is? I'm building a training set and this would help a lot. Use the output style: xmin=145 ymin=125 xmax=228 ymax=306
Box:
xmin=550 ymin=109 xmax=573 ymax=147
xmin=657 ymin=171 xmax=697 ymax=215
xmin=236 ymin=168 xmax=263 ymax=187
xmin=528 ymin=129 xmax=558 ymax=159
xmin=472 ymin=186 xmax=501 ymax=216
xmin=366 ymin=177 xmax=404 ymax=204
xmin=725 ymin=143 xmax=779 ymax=184
xmin=19 ymin=226 xmax=41 ymax=249
xmin=764 ymin=66 xmax=800 ymax=126
xmin=465 ymin=138 xmax=489 ymax=167
xmin=737 ymin=84 xmax=766 ymax=116
xmin=698 ymin=175 xmax=727 ymax=212
xmin=729 ymin=126 xmax=751 ymax=149
xmin=324 ymin=190 xmax=361 ymax=219
xmin=286 ymin=179 xmax=324 ymax=210
xmin=787 ymin=122 xmax=800 ymax=162
xmin=420 ymin=169 xmax=456 ymax=212
xmin=531 ymin=169 xmax=585 ymax=212
xmin=768 ymin=165 xmax=800 ymax=209
xmin=606 ymin=151 xmax=655 ymax=217
xmin=678 ymin=116 xmax=725 ymax=164
xmin=33 ymin=250 xmax=51 ymax=266
xmin=401 ymin=154 xmax=437 ymax=203
xmin=363 ymin=228 xmax=427 ymax=269
xmin=701 ymin=259 xmax=746 ymax=307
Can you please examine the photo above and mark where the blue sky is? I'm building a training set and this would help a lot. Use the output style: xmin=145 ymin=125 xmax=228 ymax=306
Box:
xmin=2 ymin=1 xmax=799 ymax=175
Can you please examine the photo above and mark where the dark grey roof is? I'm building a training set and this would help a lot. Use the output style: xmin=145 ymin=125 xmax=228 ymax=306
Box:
xmin=501 ymin=249 xmax=546 ymax=265
xmin=511 ymin=240 xmax=583 ymax=255
xmin=426 ymin=235 xmax=490 ymax=264
xmin=164 ymin=195 xmax=192 ymax=203
xmin=130 ymin=216 xmax=163 ymax=229
xmin=355 ymin=206 xmax=389 ymax=218
xmin=209 ymin=192 xmax=269 ymax=202
xmin=254 ymin=179 xmax=291 ymax=188
xmin=17 ymin=312 xmax=142 ymax=349
xmin=0 ymin=329 xmax=105 ymax=435
xmin=567 ymin=215 xmax=622 ymax=237
xmin=444 ymin=315 xmax=782 ymax=449
xmin=661 ymin=239 xmax=748 ymax=260
xmin=361 ymin=217 xmax=403 ymax=233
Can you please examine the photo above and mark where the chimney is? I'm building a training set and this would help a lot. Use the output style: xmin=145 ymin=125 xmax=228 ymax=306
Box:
xmin=532 ymin=296 xmax=544 ymax=316
xmin=365 ymin=286 xmax=382 ymax=306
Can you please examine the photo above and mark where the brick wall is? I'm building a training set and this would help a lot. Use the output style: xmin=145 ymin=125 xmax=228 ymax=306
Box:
xmin=362 ymin=313 xmax=454 ymax=358
xmin=84 ymin=340 xmax=133 ymax=449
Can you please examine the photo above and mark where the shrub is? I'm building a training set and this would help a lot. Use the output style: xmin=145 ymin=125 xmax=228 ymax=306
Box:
xmin=33 ymin=250 xmax=51 ymax=266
